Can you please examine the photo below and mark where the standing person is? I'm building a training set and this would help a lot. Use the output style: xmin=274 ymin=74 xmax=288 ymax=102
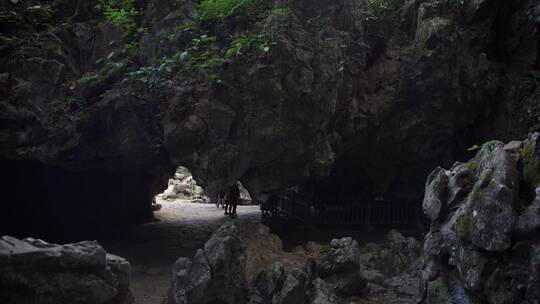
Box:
xmin=227 ymin=183 xmax=240 ymax=219
xmin=216 ymin=190 xmax=225 ymax=208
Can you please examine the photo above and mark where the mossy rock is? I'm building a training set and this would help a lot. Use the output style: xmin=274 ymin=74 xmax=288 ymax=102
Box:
xmin=26 ymin=6 xmax=54 ymax=24
xmin=456 ymin=209 xmax=475 ymax=242
xmin=523 ymin=142 xmax=540 ymax=187
xmin=0 ymin=10 xmax=26 ymax=29
xmin=427 ymin=277 xmax=452 ymax=304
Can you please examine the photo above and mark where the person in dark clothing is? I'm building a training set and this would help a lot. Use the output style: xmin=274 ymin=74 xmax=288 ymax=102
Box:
xmin=217 ymin=190 xmax=225 ymax=208
xmin=261 ymin=194 xmax=280 ymax=217
xmin=226 ymin=183 xmax=240 ymax=219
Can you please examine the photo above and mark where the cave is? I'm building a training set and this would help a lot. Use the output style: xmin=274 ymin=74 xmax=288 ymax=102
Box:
xmin=1 ymin=0 xmax=540 ymax=304
xmin=0 ymin=158 xmax=157 ymax=241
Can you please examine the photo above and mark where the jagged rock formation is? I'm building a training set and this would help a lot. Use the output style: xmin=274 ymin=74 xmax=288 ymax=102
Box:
xmin=159 ymin=166 xmax=209 ymax=202
xmin=168 ymin=223 xmax=249 ymax=304
xmin=168 ymin=221 xmax=368 ymax=304
xmin=317 ymin=237 xmax=368 ymax=297
xmin=420 ymin=133 xmax=540 ymax=303
xmin=0 ymin=236 xmax=132 ymax=304
xmin=360 ymin=230 xmax=422 ymax=303
xmin=0 ymin=0 xmax=539 ymax=233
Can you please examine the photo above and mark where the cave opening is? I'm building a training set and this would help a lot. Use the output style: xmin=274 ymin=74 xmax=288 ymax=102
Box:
xmin=0 ymin=158 xmax=156 ymax=242
xmin=152 ymin=165 xmax=256 ymax=221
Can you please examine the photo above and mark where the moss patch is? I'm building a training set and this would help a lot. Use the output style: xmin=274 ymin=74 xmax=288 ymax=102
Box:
xmin=464 ymin=159 xmax=479 ymax=174
xmin=479 ymin=167 xmax=494 ymax=189
xmin=523 ymin=142 xmax=540 ymax=187
xmin=319 ymin=244 xmax=332 ymax=255
xmin=456 ymin=210 xmax=475 ymax=242
xmin=427 ymin=278 xmax=452 ymax=304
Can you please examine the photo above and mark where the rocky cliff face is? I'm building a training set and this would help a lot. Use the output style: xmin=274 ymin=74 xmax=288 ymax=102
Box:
xmin=0 ymin=0 xmax=538 ymax=233
xmin=420 ymin=133 xmax=540 ymax=303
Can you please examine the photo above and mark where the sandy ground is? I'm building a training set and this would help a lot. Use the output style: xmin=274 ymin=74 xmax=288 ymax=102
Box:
xmin=100 ymin=199 xmax=261 ymax=304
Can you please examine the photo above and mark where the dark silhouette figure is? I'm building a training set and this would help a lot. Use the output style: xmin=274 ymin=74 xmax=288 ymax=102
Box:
xmin=225 ymin=183 xmax=240 ymax=218
xmin=216 ymin=190 xmax=225 ymax=208
xmin=261 ymin=194 xmax=280 ymax=218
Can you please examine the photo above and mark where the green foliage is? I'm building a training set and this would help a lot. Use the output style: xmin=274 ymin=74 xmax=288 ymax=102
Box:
xmin=79 ymin=60 xmax=128 ymax=88
xmin=364 ymin=0 xmax=393 ymax=16
xmin=198 ymin=0 xmax=270 ymax=23
xmin=225 ymin=33 xmax=270 ymax=58
xmin=96 ymin=0 xmax=139 ymax=37
xmin=448 ymin=0 xmax=465 ymax=10
xmin=467 ymin=140 xmax=497 ymax=153
xmin=467 ymin=144 xmax=481 ymax=152
xmin=170 ymin=22 xmax=200 ymax=41
xmin=482 ymin=141 xmax=497 ymax=153
xmin=123 ymin=42 xmax=139 ymax=58
xmin=179 ymin=34 xmax=226 ymax=80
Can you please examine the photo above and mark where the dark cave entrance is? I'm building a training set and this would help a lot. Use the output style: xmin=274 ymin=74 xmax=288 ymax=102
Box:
xmin=0 ymin=158 xmax=157 ymax=241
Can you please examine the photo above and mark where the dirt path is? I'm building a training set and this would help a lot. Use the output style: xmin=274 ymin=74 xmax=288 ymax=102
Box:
xmin=100 ymin=199 xmax=261 ymax=304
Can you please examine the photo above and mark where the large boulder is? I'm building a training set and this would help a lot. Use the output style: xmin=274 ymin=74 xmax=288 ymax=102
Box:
xmin=249 ymin=262 xmax=286 ymax=304
xmin=317 ymin=237 xmax=367 ymax=296
xmin=271 ymin=269 xmax=308 ymax=304
xmin=0 ymin=236 xmax=132 ymax=304
xmin=420 ymin=133 xmax=540 ymax=304
xmin=168 ymin=223 xmax=248 ymax=304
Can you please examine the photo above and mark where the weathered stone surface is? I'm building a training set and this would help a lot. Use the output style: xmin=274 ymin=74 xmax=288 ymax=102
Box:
xmin=420 ymin=134 xmax=540 ymax=304
xmin=516 ymin=188 xmax=540 ymax=236
xmin=318 ymin=237 xmax=360 ymax=277
xmin=423 ymin=167 xmax=449 ymax=222
xmin=317 ymin=237 xmax=367 ymax=296
xmin=360 ymin=230 xmax=421 ymax=278
xmin=0 ymin=236 xmax=132 ymax=304
xmin=309 ymin=278 xmax=338 ymax=304
xmin=357 ymin=230 xmax=422 ymax=303
xmin=168 ymin=223 xmax=247 ymax=304
xmin=250 ymin=262 xmax=286 ymax=304
xmin=271 ymin=269 xmax=307 ymax=304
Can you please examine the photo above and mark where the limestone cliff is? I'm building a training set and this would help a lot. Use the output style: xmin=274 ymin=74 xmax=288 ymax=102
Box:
xmin=0 ymin=0 xmax=538 ymax=235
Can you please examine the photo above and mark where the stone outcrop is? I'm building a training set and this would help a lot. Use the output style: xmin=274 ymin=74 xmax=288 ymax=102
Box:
xmin=0 ymin=236 xmax=132 ymax=304
xmin=317 ymin=237 xmax=367 ymax=296
xmin=359 ymin=230 xmax=422 ymax=303
xmin=420 ymin=133 xmax=540 ymax=304
xmin=168 ymin=223 xmax=248 ymax=304
xmin=0 ymin=0 xmax=539 ymax=234
xmin=248 ymin=236 xmax=367 ymax=304
xmin=159 ymin=166 xmax=209 ymax=202
xmin=168 ymin=221 xmax=369 ymax=304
